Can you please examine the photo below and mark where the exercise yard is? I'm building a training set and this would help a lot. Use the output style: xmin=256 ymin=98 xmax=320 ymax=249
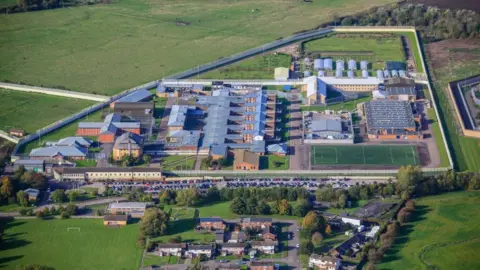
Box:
xmin=311 ymin=145 xmax=419 ymax=166
xmin=0 ymin=219 xmax=142 ymax=269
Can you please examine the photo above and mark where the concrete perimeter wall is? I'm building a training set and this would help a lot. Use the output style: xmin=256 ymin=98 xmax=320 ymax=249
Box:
xmin=447 ymin=82 xmax=480 ymax=139
xmin=0 ymin=82 xmax=110 ymax=102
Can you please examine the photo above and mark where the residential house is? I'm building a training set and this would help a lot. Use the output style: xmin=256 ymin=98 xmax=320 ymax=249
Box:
xmin=233 ymin=150 xmax=259 ymax=171
xmin=24 ymin=188 xmax=40 ymax=201
xmin=220 ymin=243 xmax=245 ymax=256
xmin=259 ymin=226 xmax=277 ymax=241
xmin=103 ymin=215 xmax=129 ymax=227
xmin=215 ymin=230 xmax=225 ymax=243
xmin=199 ymin=217 xmax=224 ymax=230
xmin=240 ymin=217 xmax=272 ymax=230
xmin=330 ymin=234 xmax=366 ymax=257
xmin=112 ymin=132 xmax=144 ymax=161
xmin=309 ymin=254 xmax=341 ymax=270
xmin=186 ymin=244 xmax=214 ymax=258
xmin=217 ymin=265 xmax=241 ymax=270
xmin=108 ymin=202 xmax=147 ymax=217
xmin=250 ymin=240 xmax=277 ymax=254
xmin=250 ymin=262 xmax=274 ymax=270
xmin=156 ymin=243 xmax=186 ymax=257
xmin=228 ymin=231 xmax=246 ymax=243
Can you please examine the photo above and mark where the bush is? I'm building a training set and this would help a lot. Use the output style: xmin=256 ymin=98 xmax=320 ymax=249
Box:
xmin=60 ymin=212 xmax=70 ymax=219
xmin=35 ymin=211 xmax=44 ymax=219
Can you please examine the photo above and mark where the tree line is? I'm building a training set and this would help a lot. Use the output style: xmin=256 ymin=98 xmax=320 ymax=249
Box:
xmin=0 ymin=0 xmax=111 ymax=14
xmin=331 ymin=4 xmax=480 ymax=41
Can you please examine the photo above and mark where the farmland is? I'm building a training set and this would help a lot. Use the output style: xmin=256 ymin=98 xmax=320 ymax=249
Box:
xmin=0 ymin=219 xmax=142 ymax=269
xmin=378 ymin=191 xmax=480 ymax=270
xmin=0 ymin=0 xmax=396 ymax=95
xmin=0 ymin=89 xmax=96 ymax=134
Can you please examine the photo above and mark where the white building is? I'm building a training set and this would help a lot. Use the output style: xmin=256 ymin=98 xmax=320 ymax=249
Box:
xmin=156 ymin=243 xmax=186 ymax=257
xmin=309 ymin=254 xmax=341 ymax=270
xmin=341 ymin=216 xmax=362 ymax=227
xmin=251 ymin=240 xmax=277 ymax=254
xmin=187 ymin=244 xmax=213 ymax=258
xmin=366 ymin=226 xmax=380 ymax=238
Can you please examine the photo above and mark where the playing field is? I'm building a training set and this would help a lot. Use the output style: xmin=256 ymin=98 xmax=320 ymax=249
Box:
xmin=0 ymin=219 xmax=142 ymax=269
xmin=0 ymin=89 xmax=96 ymax=134
xmin=378 ymin=191 xmax=480 ymax=270
xmin=0 ymin=0 xmax=395 ymax=95
xmin=311 ymin=145 xmax=419 ymax=166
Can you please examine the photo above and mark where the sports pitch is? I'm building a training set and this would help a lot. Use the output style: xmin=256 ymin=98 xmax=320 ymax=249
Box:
xmin=311 ymin=145 xmax=420 ymax=166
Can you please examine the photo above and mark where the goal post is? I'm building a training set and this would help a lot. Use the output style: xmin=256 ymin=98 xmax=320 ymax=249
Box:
xmin=67 ymin=227 xmax=81 ymax=232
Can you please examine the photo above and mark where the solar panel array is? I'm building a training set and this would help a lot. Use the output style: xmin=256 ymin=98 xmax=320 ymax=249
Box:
xmin=365 ymin=100 xmax=416 ymax=130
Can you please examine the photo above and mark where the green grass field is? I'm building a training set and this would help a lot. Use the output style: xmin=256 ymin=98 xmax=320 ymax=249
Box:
xmin=0 ymin=89 xmax=96 ymax=134
xmin=311 ymin=145 xmax=419 ymax=166
xmin=303 ymin=35 xmax=404 ymax=70
xmin=0 ymin=219 xmax=142 ymax=269
xmin=260 ymin=155 xmax=290 ymax=170
xmin=159 ymin=155 xmax=196 ymax=171
xmin=199 ymin=53 xmax=291 ymax=79
xmin=378 ymin=191 xmax=480 ymax=270
xmin=427 ymin=108 xmax=450 ymax=167
xmin=0 ymin=0 xmax=395 ymax=95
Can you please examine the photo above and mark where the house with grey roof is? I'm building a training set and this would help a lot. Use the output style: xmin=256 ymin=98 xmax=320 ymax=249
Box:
xmin=165 ymin=130 xmax=201 ymax=151
xmin=304 ymin=112 xmax=354 ymax=143
xmin=77 ymin=113 xmax=141 ymax=143
xmin=30 ymin=144 xmax=88 ymax=161
xmin=112 ymin=88 xmax=153 ymax=106
xmin=13 ymin=159 xmax=45 ymax=172
xmin=364 ymin=100 xmax=421 ymax=140
xmin=384 ymin=77 xmax=416 ymax=101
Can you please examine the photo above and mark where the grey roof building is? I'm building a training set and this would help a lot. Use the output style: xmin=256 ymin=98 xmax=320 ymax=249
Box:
xmin=13 ymin=159 xmax=45 ymax=172
xmin=78 ymin=113 xmax=141 ymax=135
xmin=115 ymin=88 xmax=153 ymax=103
xmin=196 ymin=89 xmax=274 ymax=154
xmin=30 ymin=143 xmax=88 ymax=160
xmin=55 ymin=137 xmax=93 ymax=148
xmin=384 ymin=77 xmax=416 ymax=99
xmin=311 ymin=119 xmax=342 ymax=133
xmin=364 ymin=100 xmax=418 ymax=136
xmin=266 ymin=143 xmax=288 ymax=155
xmin=114 ymin=132 xmax=143 ymax=150
xmin=167 ymin=105 xmax=196 ymax=128
xmin=165 ymin=130 xmax=201 ymax=150
xmin=113 ymin=102 xmax=155 ymax=128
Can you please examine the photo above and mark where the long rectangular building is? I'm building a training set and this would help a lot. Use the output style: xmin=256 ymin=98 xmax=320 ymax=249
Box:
xmin=53 ymin=167 xmax=162 ymax=182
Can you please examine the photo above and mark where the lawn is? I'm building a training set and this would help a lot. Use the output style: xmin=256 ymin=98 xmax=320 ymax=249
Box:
xmin=402 ymin=31 xmax=424 ymax=73
xmin=301 ymin=95 xmax=372 ymax=112
xmin=0 ymin=89 xmax=96 ymax=134
xmin=426 ymin=108 xmax=450 ymax=167
xmin=199 ymin=53 xmax=291 ymax=79
xmin=143 ymin=254 xmax=178 ymax=267
xmin=0 ymin=0 xmax=395 ymax=95
xmin=0 ymin=219 xmax=142 ymax=269
xmin=303 ymin=34 xmax=404 ymax=70
xmin=159 ymin=155 xmax=196 ymax=171
xmin=74 ymin=159 xmax=97 ymax=167
xmin=311 ymin=145 xmax=420 ymax=166
xmin=18 ymin=109 xmax=105 ymax=154
xmin=378 ymin=191 xmax=480 ymax=270
xmin=260 ymin=155 xmax=290 ymax=170
xmin=324 ymin=200 xmax=368 ymax=215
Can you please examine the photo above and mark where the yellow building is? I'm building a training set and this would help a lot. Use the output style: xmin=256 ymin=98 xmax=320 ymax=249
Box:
xmin=103 ymin=215 xmax=128 ymax=227
xmin=112 ymin=132 xmax=143 ymax=161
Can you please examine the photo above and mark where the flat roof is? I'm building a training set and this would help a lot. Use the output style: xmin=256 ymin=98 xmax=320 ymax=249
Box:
xmin=104 ymin=215 xmax=128 ymax=221
xmin=61 ymin=167 xmax=161 ymax=174
xmin=109 ymin=202 xmax=147 ymax=209
xmin=319 ymin=76 xmax=380 ymax=85
xmin=365 ymin=100 xmax=416 ymax=130
xmin=116 ymin=89 xmax=153 ymax=103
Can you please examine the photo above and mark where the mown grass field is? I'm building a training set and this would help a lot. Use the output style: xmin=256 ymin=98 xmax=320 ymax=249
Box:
xmin=260 ymin=155 xmax=290 ymax=170
xmin=0 ymin=0 xmax=395 ymax=95
xmin=0 ymin=219 xmax=142 ymax=269
xmin=199 ymin=53 xmax=291 ymax=79
xmin=427 ymin=108 xmax=450 ymax=167
xmin=0 ymin=89 xmax=96 ymax=134
xmin=301 ymin=95 xmax=372 ymax=112
xmin=303 ymin=35 xmax=404 ymax=70
xmin=378 ymin=191 xmax=480 ymax=270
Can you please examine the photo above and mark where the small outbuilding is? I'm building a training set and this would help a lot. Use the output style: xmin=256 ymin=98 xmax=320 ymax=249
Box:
xmin=103 ymin=215 xmax=129 ymax=227
xmin=274 ymin=67 xmax=290 ymax=80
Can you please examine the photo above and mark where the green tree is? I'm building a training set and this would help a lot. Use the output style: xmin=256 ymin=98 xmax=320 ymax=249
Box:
xmin=293 ymin=199 xmax=311 ymax=217
xmin=205 ymin=186 xmax=220 ymax=203
xmin=338 ymin=194 xmax=347 ymax=209
xmin=68 ymin=191 xmax=78 ymax=202
xmin=139 ymin=208 xmax=169 ymax=238
xmin=36 ymin=210 xmax=44 ymax=219
xmin=256 ymin=200 xmax=271 ymax=215
xmin=143 ymin=154 xmax=152 ymax=165
xmin=302 ymin=211 xmax=327 ymax=234
xmin=64 ymin=204 xmax=78 ymax=216
xmin=311 ymin=232 xmax=324 ymax=247
xmin=42 ymin=207 xmax=49 ymax=216
xmin=176 ymin=187 xmax=199 ymax=207
xmin=16 ymin=191 xmax=29 ymax=207
xmin=1 ymin=176 xmax=14 ymax=198
xmin=230 ymin=197 xmax=247 ymax=214
xmin=397 ymin=165 xmax=422 ymax=198
xmin=51 ymin=189 xmax=66 ymax=203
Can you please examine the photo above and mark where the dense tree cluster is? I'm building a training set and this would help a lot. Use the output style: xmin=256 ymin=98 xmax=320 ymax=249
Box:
xmin=299 ymin=211 xmax=328 ymax=255
xmin=333 ymin=4 xmax=480 ymax=41
xmin=0 ymin=0 xmax=110 ymax=14
xmin=0 ymin=166 xmax=48 ymax=208
xmin=137 ymin=208 xmax=170 ymax=248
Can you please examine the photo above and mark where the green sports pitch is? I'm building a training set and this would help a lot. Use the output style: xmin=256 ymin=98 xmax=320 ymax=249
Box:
xmin=311 ymin=145 xmax=420 ymax=166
